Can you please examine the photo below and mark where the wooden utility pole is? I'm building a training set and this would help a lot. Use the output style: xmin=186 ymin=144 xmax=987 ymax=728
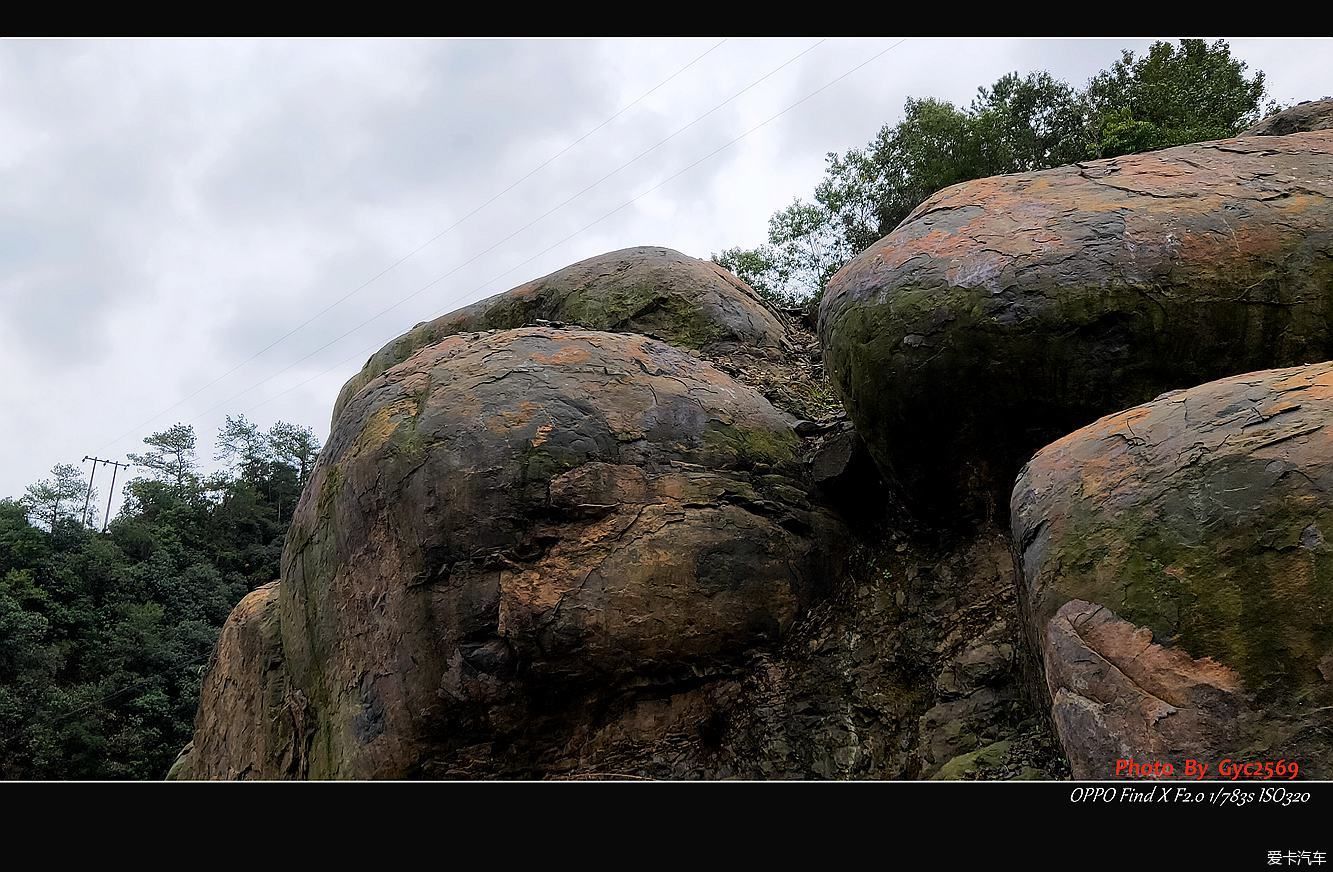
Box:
xmin=82 ymin=456 xmax=132 ymax=533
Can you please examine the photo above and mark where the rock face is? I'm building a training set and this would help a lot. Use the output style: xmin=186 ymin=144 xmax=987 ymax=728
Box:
xmin=819 ymin=131 xmax=1333 ymax=522
xmin=1013 ymin=363 xmax=1333 ymax=778
xmin=1245 ymin=99 xmax=1333 ymax=136
xmin=197 ymin=328 xmax=847 ymax=778
xmin=332 ymin=246 xmax=790 ymax=423
xmin=175 ymin=246 xmax=1069 ymax=780
xmin=167 ymin=582 xmax=310 ymax=780
xmin=1041 ymin=601 xmax=1243 ymax=780
xmin=179 ymin=130 xmax=1333 ymax=783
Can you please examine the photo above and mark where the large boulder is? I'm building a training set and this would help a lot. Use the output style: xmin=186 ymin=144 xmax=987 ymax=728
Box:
xmin=1244 ymin=99 xmax=1333 ymax=136
xmin=277 ymin=328 xmax=846 ymax=778
xmin=1012 ymin=362 xmax=1333 ymax=778
xmin=819 ymin=131 xmax=1333 ymax=522
xmin=332 ymin=246 xmax=791 ymax=423
xmin=167 ymin=582 xmax=310 ymax=780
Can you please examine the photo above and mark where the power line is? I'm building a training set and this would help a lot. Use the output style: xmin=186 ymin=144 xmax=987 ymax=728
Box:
xmin=418 ymin=39 xmax=911 ymax=324
xmin=132 ymin=38 xmax=831 ymax=433
xmin=52 ymin=41 xmax=909 ymax=719
xmin=243 ymin=39 xmax=909 ymax=420
xmin=106 ymin=36 xmax=909 ymax=495
xmin=39 ymin=662 xmax=209 ymax=727
xmin=94 ymin=38 xmax=729 ymax=455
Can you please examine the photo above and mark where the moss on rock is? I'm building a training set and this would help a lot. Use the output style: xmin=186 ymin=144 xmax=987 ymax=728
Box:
xmin=820 ymin=132 xmax=1333 ymax=525
xmin=1013 ymin=362 xmax=1333 ymax=776
xmin=332 ymin=246 xmax=789 ymax=425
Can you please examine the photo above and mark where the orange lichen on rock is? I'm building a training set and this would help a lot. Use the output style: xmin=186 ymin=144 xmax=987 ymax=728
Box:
xmin=820 ymin=131 xmax=1333 ymax=522
xmin=1014 ymin=362 xmax=1333 ymax=777
xmin=179 ymin=328 xmax=848 ymax=779
xmin=332 ymin=246 xmax=792 ymax=424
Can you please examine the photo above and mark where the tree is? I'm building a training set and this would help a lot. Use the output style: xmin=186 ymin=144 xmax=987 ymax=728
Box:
xmin=713 ymin=199 xmax=855 ymax=309
xmin=712 ymin=245 xmax=789 ymax=306
xmin=765 ymin=199 xmax=855 ymax=304
xmin=1085 ymin=39 xmax=1273 ymax=158
xmin=971 ymin=71 xmax=1091 ymax=173
xmin=215 ymin=414 xmax=270 ymax=480
xmin=265 ymin=421 xmax=320 ymax=487
xmin=715 ymin=39 xmax=1274 ymax=308
xmin=21 ymin=463 xmax=93 ymax=531
xmin=129 ymin=424 xmax=198 ymax=494
xmin=860 ymin=96 xmax=987 ymax=241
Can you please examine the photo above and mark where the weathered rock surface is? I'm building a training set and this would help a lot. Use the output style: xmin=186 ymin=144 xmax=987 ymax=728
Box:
xmin=1042 ymin=600 xmax=1242 ymax=779
xmin=174 ymin=323 xmax=1061 ymax=780
xmin=1013 ymin=363 xmax=1333 ymax=778
xmin=1244 ymin=99 xmax=1333 ymax=136
xmin=166 ymin=582 xmax=310 ymax=780
xmin=929 ymin=739 xmax=1045 ymax=780
xmin=694 ymin=523 xmax=1063 ymax=780
xmin=332 ymin=246 xmax=791 ymax=423
xmin=820 ymin=131 xmax=1333 ymax=522
xmin=241 ymin=328 xmax=846 ymax=778
xmin=177 ymin=247 xmax=1071 ymax=781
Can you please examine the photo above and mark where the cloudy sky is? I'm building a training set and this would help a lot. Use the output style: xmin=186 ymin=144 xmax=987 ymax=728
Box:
xmin=2 ymin=36 xmax=1329 ymax=517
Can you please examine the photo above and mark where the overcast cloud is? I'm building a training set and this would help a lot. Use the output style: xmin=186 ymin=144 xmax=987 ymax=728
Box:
xmin=1 ymin=36 xmax=1328 ymax=517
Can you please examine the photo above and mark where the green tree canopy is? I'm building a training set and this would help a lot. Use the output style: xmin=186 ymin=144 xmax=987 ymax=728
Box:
xmin=266 ymin=421 xmax=320 ymax=487
xmin=0 ymin=415 xmax=321 ymax=779
xmin=128 ymin=423 xmax=199 ymax=494
xmin=215 ymin=414 xmax=269 ymax=479
xmin=21 ymin=463 xmax=93 ymax=532
xmin=1085 ymin=39 xmax=1271 ymax=157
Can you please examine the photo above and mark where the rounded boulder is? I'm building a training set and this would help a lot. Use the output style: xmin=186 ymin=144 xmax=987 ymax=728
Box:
xmin=332 ymin=246 xmax=791 ymax=422
xmin=1244 ymin=98 xmax=1333 ymax=136
xmin=1012 ymin=362 xmax=1333 ymax=778
xmin=820 ymin=132 xmax=1333 ymax=522
xmin=281 ymin=328 xmax=846 ymax=778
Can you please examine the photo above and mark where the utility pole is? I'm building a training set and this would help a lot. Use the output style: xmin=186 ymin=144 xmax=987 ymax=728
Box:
xmin=82 ymin=456 xmax=132 ymax=533
xmin=80 ymin=456 xmax=99 ymax=527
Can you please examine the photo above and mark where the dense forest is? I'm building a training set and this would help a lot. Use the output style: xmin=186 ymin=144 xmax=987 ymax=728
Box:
xmin=0 ymin=418 xmax=319 ymax=779
xmin=0 ymin=38 xmax=1280 ymax=780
